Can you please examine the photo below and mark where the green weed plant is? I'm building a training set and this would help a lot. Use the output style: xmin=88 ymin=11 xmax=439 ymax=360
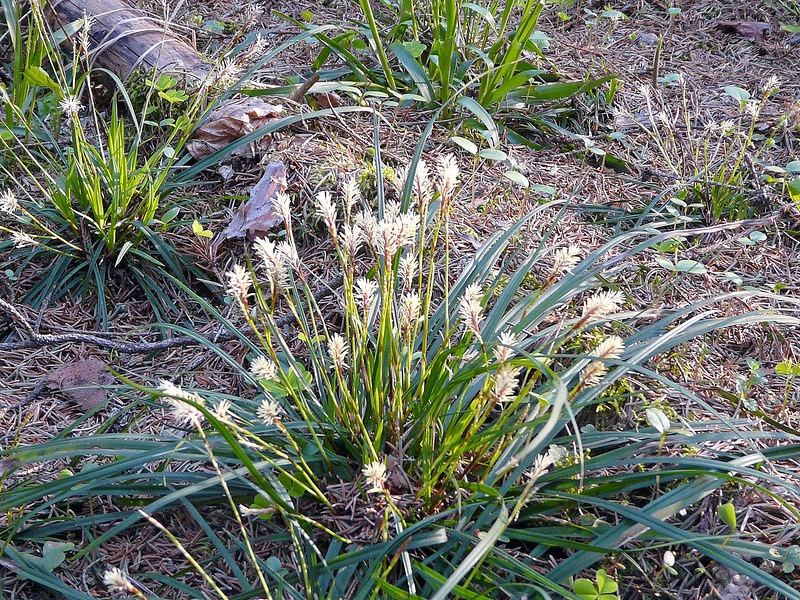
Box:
xmin=3 ymin=140 xmax=800 ymax=597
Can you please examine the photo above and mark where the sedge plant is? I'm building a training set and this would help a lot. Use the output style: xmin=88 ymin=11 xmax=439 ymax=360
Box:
xmin=278 ymin=0 xmax=612 ymax=128
xmin=4 ymin=142 xmax=800 ymax=596
xmin=634 ymin=76 xmax=784 ymax=224
xmin=0 ymin=6 xmax=214 ymax=323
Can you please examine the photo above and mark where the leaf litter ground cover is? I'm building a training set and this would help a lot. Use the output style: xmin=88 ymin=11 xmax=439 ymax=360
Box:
xmin=1 ymin=0 xmax=800 ymax=597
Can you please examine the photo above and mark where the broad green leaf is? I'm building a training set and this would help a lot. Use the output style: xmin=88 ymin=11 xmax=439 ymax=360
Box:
xmin=674 ymin=260 xmax=706 ymax=274
xmin=390 ymin=43 xmax=435 ymax=103
xmin=530 ymin=184 xmax=556 ymax=195
xmin=114 ymin=241 xmax=133 ymax=267
xmin=787 ymin=178 xmax=800 ymax=201
xmin=162 ymin=206 xmax=180 ymax=223
xmin=458 ymin=96 xmax=499 ymax=147
xmin=463 ymin=2 xmax=496 ymax=28
xmin=573 ymin=578 xmax=597 ymax=597
xmin=451 ymin=136 xmax=478 ymax=155
xmin=192 ymin=219 xmax=213 ymax=238
xmin=724 ymin=85 xmax=750 ymax=103
xmin=597 ymin=569 xmax=618 ymax=593
xmin=401 ymin=40 xmax=426 ymax=58
xmin=504 ymin=170 xmax=529 ymax=188
xmin=775 ymin=361 xmax=793 ymax=375
xmin=654 ymin=256 xmax=675 ymax=270
xmin=24 ymin=66 xmax=60 ymax=92
xmin=479 ymin=148 xmax=508 ymax=161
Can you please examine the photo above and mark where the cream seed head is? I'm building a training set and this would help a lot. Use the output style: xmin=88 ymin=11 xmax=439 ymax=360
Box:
xmin=550 ymin=246 xmax=581 ymax=278
xmin=316 ymin=190 xmax=337 ymax=234
xmin=226 ymin=264 xmax=251 ymax=305
xmin=362 ymin=460 xmax=388 ymax=493
xmin=376 ymin=213 xmax=417 ymax=259
xmin=273 ymin=192 xmax=292 ymax=223
xmin=493 ymin=365 xmax=521 ymax=403
xmin=580 ymin=290 xmax=623 ymax=326
xmin=591 ymin=335 xmax=625 ymax=360
xmin=763 ymin=75 xmax=780 ymax=94
xmin=400 ymin=291 xmax=421 ymax=335
xmin=582 ymin=360 xmax=607 ymax=387
xmin=158 ymin=380 xmax=205 ymax=426
xmin=59 ymin=95 xmax=82 ymax=117
xmin=11 ymin=232 xmax=37 ymax=248
xmin=103 ymin=567 xmax=135 ymax=593
xmin=355 ymin=210 xmax=379 ymax=249
xmin=412 ymin=159 xmax=432 ymax=212
xmin=459 ymin=284 xmax=484 ymax=337
xmin=342 ymin=177 xmax=361 ymax=213
xmin=254 ymin=237 xmax=288 ymax=289
xmin=355 ymin=277 xmax=378 ymax=317
xmin=398 ymin=254 xmax=417 ymax=288
xmin=214 ymin=58 xmax=241 ymax=88
xmin=328 ymin=334 xmax=348 ymax=370
xmin=214 ymin=399 xmax=232 ymax=421
xmin=493 ymin=330 xmax=518 ymax=364
xmin=250 ymin=355 xmax=278 ymax=380
xmin=340 ymin=223 xmax=363 ymax=259
xmin=0 ymin=189 xmax=19 ymax=213
xmin=257 ymin=398 xmax=283 ymax=425
xmin=437 ymin=153 xmax=460 ymax=201
xmin=277 ymin=240 xmax=300 ymax=272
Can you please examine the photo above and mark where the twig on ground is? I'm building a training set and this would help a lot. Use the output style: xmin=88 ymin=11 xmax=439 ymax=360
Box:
xmin=0 ymin=298 xmax=240 ymax=353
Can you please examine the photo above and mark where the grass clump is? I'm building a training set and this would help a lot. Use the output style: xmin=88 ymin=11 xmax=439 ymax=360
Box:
xmin=0 ymin=5 xmax=212 ymax=323
xmin=3 ymin=139 xmax=800 ymax=597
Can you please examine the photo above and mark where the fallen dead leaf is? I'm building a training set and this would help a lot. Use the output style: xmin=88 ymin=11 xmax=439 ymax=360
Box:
xmin=46 ymin=358 xmax=113 ymax=411
xmin=312 ymin=92 xmax=345 ymax=109
xmin=212 ymin=161 xmax=287 ymax=253
xmin=716 ymin=20 xmax=770 ymax=42
xmin=186 ymin=98 xmax=283 ymax=160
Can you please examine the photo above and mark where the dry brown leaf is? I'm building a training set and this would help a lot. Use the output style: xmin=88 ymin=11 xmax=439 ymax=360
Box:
xmin=212 ymin=161 xmax=286 ymax=253
xmin=186 ymin=98 xmax=283 ymax=160
xmin=717 ymin=20 xmax=770 ymax=42
xmin=312 ymin=92 xmax=345 ymax=109
xmin=46 ymin=358 xmax=112 ymax=411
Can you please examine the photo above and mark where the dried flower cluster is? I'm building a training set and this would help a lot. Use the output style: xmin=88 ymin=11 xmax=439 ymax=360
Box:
xmin=158 ymin=380 xmax=205 ymax=427
xmin=579 ymin=290 xmax=624 ymax=328
xmin=250 ymin=355 xmax=278 ymax=380
xmin=257 ymin=398 xmax=283 ymax=425
xmin=582 ymin=335 xmax=625 ymax=387
xmin=459 ymin=283 xmax=484 ymax=338
xmin=328 ymin=334 xmax=348 ymax=371
xmin=362 ymin=460 xmax=388 ymax=493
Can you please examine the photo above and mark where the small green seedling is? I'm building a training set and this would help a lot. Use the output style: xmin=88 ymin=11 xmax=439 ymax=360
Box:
xmin=718 ymin=502 xmax=737 ymax=531
xmin=646 ymin=407 xmax=671 ymax=434
xmin=17 ymin=541 xmax=74 ymax=580
xmin=663 ymin=550 xmax=678 ymax=576
xmin=192 ymin=219 xmax=213 ymax=238
xmin=654 ymin=257 xmax=707 ymax=274
xmin=574 ymin=569 xmax=619 ymax=600
xmin=736 ymin=231 xmax=767 ymax=246
xmin=770 ymin=545 xmax=800 ymax=573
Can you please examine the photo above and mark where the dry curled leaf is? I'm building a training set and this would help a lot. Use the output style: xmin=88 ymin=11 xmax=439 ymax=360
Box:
xmin=46 ymin=358 xmax=112 ymax=411
xmin=212 ymin=161 xmax=286 ymax=253
xmin=186 ymin=98 xmax=283 ymax=160
xmin=717 ymin=20 xmax=770 ymax=42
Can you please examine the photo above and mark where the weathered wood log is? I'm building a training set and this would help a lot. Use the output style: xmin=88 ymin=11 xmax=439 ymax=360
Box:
xmin=46 ymin=0 xmax=211 ymax=84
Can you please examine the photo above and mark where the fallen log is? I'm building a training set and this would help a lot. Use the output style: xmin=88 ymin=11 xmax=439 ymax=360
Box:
xmin=46 ymin=0 xmax=212 ymax=84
